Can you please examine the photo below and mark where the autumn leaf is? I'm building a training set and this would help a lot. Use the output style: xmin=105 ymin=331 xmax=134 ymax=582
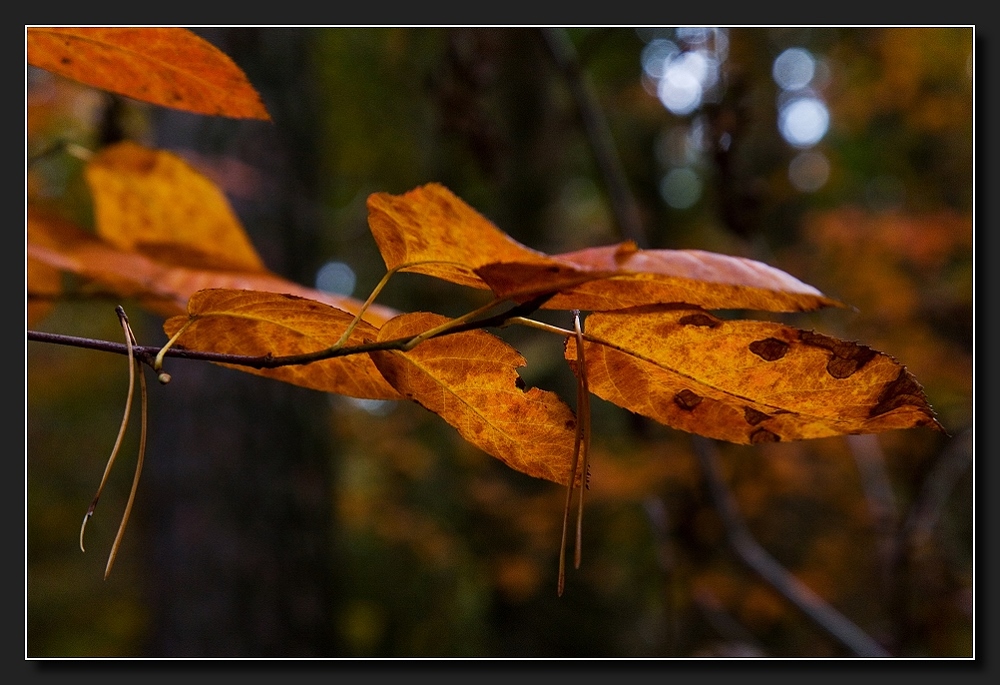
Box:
xmin=367 ymin=183 xmax=551 ymax=289
xmin=367 ymin=183 xmax=840 ymax=312
xmin=478 ymin=241 xmax=842 ymax=313
xmin=27 ymin=207 xmax=396 ymax=324
xmin=26 ymin=27 xmax=270 ymax=120
xmin=162 ymin=289 xmax=401 ymax=400
xmin=369 ymin=312 xmax=579 ymax=484
xmin=85 ymin=141 xmax=266 ymax=272
xmin=565 ymin=306 xmax=943 ymax=444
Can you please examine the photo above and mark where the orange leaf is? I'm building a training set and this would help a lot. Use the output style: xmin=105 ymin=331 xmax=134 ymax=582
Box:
xmin=565 ymin=306 xmax=943 ymax=444
xmin=85 ymin=141 xmax=266 ymax=272
xmin=26 ymin=207 xmax=396 ymax=325
xmin=162 ymin=289 xmax=401 ymax=400
xmin=366 ymin=183 xmax=839 ymax=312
xmin=366 ymin=183 xmax=551 ymax=289
xmin=26 ymin=27 xmax=270 ymax=120
xmin=369 ymin=312 xmax=578 ymax=484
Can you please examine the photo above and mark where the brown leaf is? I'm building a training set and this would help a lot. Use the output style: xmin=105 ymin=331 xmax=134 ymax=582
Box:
xmin=85 ymin=142 xmax=266 ymax=272
xmin=26 ymin=27 xmax=270 ymax=120
xmin=162 ymin=289 xmax=401 ymax=400
xmin=369 ymin=312 xmax=578 ymax=484
xmin=26 ymin=207 xmax=396 ymax=325
xmin=366 ymin=183 xmax=839 ymax=312
xmin=565 ymin=306 xmax=943 ymax=444
xmin=478 ymin=241 xmax=843 ymax=312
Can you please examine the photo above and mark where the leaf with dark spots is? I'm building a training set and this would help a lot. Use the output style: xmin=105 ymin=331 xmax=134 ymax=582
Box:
xmin=799 ymin=330 xmax=878 ymax=379
xmin=869 ymin=368 xmax=933 ymax=419
xmin=678 ymin=313 xmax=722 ymax=328
xmin=675 ymin=389 xmax=703 ymax=410
xmin=743 ymin=407 xmax=771 ymax=425
xmin=565 ymin=308 xmax=943 ymax=444
xmin=749 ymin=337 xmax=790 ymax=362
xmin=750 ymin=428 xmax=781 ymax=444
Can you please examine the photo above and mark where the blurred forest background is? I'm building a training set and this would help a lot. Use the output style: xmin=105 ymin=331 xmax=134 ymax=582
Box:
xmin=26 ymin=27 xmax=973 ymax=657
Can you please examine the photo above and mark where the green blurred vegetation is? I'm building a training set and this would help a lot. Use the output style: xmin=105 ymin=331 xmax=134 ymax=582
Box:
xmin=27 ymin=27 xmax=973 ymax=657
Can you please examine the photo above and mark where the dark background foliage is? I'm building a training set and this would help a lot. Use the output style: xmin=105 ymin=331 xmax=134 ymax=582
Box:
xmin=26 ymin=27 xmax=974 ymax=657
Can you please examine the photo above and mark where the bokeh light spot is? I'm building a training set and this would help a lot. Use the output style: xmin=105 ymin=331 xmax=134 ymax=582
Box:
xmin=788 ymin=151 xmax=830 ymax=192
xmin=660 ymin=168 xmax=702 ymax=209
xmin=316 ymin=261 xmax=357 ymax=296
xmin=676 ymin=27 xmax=712 ymax=45
xmin=658 ymin=53 xmax=707 ymax=116
xmin=772 ymin=47 xmax=816 ymax=90
xmin=778 ymin=97 xmax=829 ymax=148
xmin=641 ymin=39 xmax=679 ymax=79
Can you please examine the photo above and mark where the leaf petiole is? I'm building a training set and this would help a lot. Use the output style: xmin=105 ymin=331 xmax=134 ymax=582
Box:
xmin=400 ymin=296 xmax=508 ymax=351
xmin=329 ymin=260 xmax=468 ymax=351
xmin=506 ymin=316 xmax=574 ymax=338
xmin=153 ymin=317 xmax=196 ymax=379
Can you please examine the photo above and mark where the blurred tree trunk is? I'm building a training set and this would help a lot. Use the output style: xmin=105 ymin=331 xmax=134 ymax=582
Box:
xmin=138 ymin=28 xmax=339 ymax=656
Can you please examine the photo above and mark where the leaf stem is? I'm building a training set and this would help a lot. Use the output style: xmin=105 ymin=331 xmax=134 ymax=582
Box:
xmin=329 ymin=260 xmax=465 ymax=351
xmin=400 ymin=296 xmax=508 ymax=351
xmin=507 ymin=316 xmax=574 ymax=337
xmin=154 ymin=318 xmax=194 ymax=371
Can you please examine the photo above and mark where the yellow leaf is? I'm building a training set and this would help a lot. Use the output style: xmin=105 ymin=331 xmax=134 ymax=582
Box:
xmin=370 ymin=312 xmax=579 ymax=484
xmin=163 ymin=289 xmax=401 ymax=400
xmin=26 ymin=27 xmax=270 ymax=120
xmin=85 ymin=141 xmax=265 ymax=273
xmin=565 ymin=306 xmax=943 ymax=444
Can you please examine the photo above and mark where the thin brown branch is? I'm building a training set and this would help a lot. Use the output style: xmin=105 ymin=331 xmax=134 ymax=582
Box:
xmin=26 ymin=294 xmax=555 ymax=373
xmin=845 ymin=434 xmax=899 ymax=590
xmin=692 ymin=586 xmax=766 ymax=655
xmin=26 ymin=328 xmax=456 ymax=371
xmin=642 ymin=495 xmax=680 ymax=655
xmin=691 ymin=435 xmax=892 ymax=658
xmin=897 ymin=429 xmax=972 ymax=551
